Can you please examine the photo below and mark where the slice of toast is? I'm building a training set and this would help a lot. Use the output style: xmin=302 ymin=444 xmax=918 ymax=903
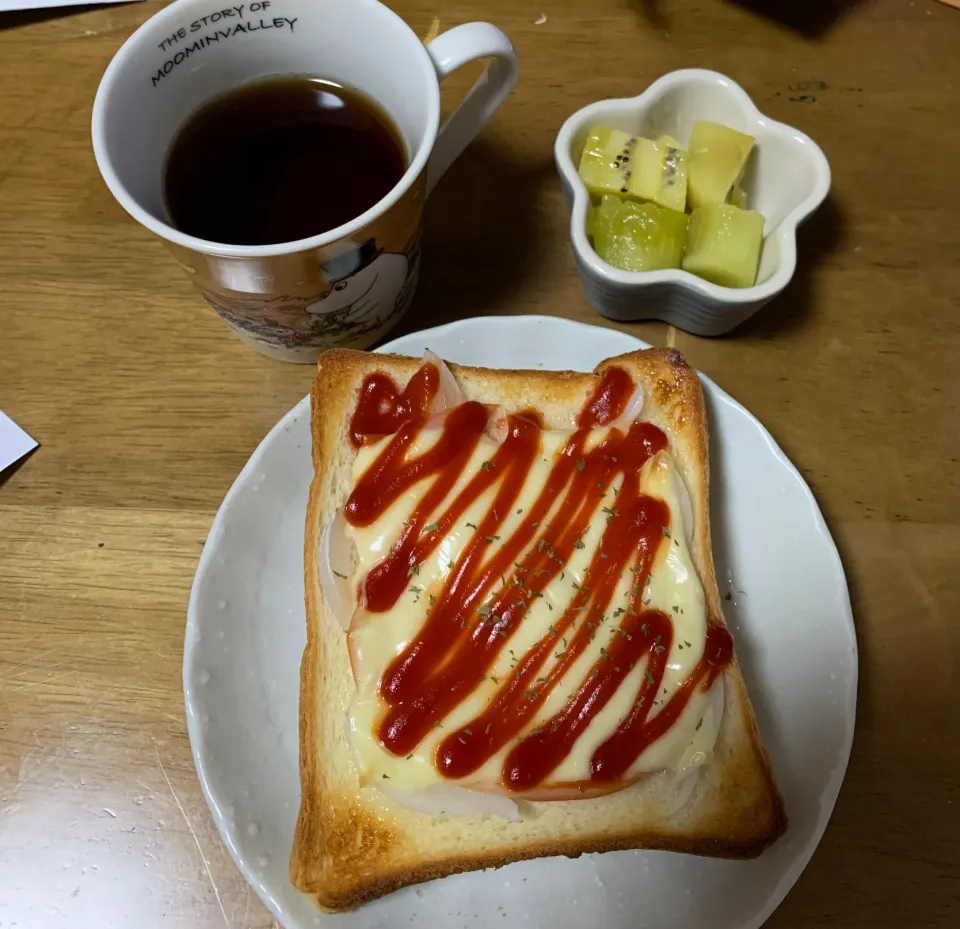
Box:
xmin=292 ymin=346 xmax=786 ymax=911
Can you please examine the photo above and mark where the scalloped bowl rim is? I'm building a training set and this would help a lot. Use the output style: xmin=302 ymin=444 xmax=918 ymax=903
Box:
xmin=555 ymin=68 xmax=831 ymax=305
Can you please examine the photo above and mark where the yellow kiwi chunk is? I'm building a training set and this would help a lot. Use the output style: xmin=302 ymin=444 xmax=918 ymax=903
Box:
xmin=682 ymin=204 xmax=764 ymax=288
xmin=589 ymin=194 xmax=688 ymax=272
xmin=578 ymin=126 xmax=638 ymax=198
xmin=627 ymin=135 xmax=688 ymax=212
xmin=687 ymin=121 xmax=755 ymax=210
xmin=730 ymin=184 xmax=748 ymax=209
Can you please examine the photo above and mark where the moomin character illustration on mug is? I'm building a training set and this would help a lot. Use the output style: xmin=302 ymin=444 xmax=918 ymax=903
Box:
xmin=200 ymin=235 xmax=419 ymax=349
xmin=305 ymin=239 xmax=411 ymax=331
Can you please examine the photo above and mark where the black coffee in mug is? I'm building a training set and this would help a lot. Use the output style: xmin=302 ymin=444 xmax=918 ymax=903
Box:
xmin=163 ymin=76 xmax=407 ymax=246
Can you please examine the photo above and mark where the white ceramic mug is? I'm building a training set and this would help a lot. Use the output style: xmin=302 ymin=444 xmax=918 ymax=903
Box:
xmin=92 ymin=0 xmax=518 ymax=362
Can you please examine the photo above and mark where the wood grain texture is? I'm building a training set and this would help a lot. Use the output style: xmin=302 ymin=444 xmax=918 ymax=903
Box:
xmin=0 ymin=0 xmax=957 ymax=926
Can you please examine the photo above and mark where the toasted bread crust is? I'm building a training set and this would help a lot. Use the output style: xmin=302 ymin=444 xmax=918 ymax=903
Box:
xmin=292 ymin=348 xmax=786 ymax=911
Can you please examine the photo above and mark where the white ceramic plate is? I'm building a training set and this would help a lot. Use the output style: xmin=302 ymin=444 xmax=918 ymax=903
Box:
xmin=184 ymin=316 xmax=856 ymax=929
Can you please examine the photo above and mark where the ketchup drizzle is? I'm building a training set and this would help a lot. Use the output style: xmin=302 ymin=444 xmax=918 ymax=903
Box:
xmin=343 ymin=365 xmax=733 ymax=791
xmin=348 ymin=361 xmax=439 ymax=449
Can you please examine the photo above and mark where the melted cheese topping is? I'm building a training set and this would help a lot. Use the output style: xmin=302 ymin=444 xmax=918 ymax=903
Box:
xmin=344 ymin=426 xmax=723 ymax=793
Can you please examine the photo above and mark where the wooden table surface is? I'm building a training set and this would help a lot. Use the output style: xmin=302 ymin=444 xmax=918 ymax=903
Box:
xmin=1 ymin=0 xmax=958 ymax=926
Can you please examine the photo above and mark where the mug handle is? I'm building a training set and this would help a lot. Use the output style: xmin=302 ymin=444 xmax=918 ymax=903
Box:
xmin=424 ymin=23 xmax=519 ymax=195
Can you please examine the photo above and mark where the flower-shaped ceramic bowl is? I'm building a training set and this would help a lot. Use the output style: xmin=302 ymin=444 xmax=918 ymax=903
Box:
xmin=555 ymin=69 xmax=831 ymax=336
